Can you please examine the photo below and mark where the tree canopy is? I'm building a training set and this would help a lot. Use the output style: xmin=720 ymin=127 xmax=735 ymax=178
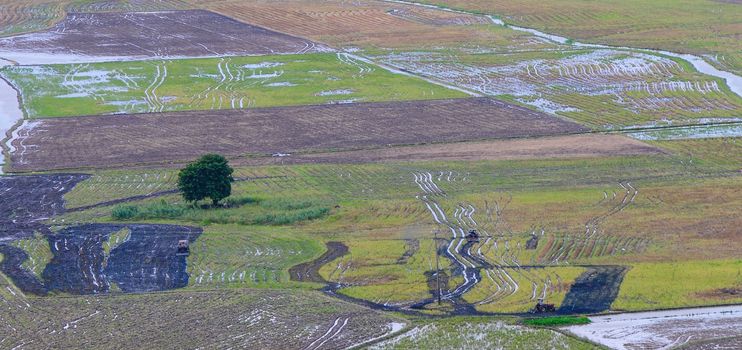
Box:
xmin=177 ymin=154 xmax=234 ymax=206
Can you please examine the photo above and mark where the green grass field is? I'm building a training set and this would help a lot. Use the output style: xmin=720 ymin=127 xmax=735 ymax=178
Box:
xmin=49 ymin=140 xmax=742 ymax=312
xmin=1 ymin=52 xmax=464 ymax=118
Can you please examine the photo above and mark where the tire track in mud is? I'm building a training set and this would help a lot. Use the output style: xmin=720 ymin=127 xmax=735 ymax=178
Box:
xmin=289 ymin=242 xmax=348 ymax=284
xmin=412 ymin=171 xmax=481 ymax=313
xmin=540 ymin=182 xmax=645 ymax=264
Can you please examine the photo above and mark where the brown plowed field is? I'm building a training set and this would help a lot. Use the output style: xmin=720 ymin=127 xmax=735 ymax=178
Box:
xmin=205 ymin=0 xmax=521 ymax=48
xmin=8 ymin=98 xmax=589 ymax=172
xmin=231 ymin=134 xmax=663 ymax=166
xmin=0 ymin=9 xmax=329 ymax=59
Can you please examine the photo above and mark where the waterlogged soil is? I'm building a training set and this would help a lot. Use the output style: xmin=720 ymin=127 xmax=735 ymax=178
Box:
xmin=0 ymin=174 xmax=88 ymax=241
xmin=8 ymin=98 xmax=588 ymax=172
xmin=0 ymin=10 xmax=328 ymax=63
xmin=2 ymin=223 xmax=202 ymax=296
xmin=0 ymin=174 xmax=202 ymax=295
xmin=558 ymin=265 xmax=628 ymax=314
xmin=289 ymin=241 xmax=348 ymax=283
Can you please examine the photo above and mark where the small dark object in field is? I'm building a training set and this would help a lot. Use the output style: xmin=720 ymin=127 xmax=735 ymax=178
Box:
xmin=176 ymin=240 xmax=190 ymax=256
xmin=532 ymin=298 xmax=556 ymax=313
xmin=466 ymin=229 xmax=479 ymax=243
xmin=526 ymin=234 xmax=539 ymax=250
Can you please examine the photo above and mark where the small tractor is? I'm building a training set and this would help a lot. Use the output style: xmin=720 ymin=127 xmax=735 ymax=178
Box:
xmin=466 ymin=229 xmax=480 ymax=243
xmin=532 ymin=298 xmax=556 ymax=313
xmin=176 ymin=240 xmax=190 ymax=256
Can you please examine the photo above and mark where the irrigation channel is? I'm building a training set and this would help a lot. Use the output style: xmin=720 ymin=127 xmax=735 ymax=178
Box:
xmin=384 ymin=0 xmax=742 ymax=100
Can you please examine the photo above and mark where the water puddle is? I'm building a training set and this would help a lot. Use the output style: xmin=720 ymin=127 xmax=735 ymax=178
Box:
xmin=566 ymin=305 xmax=742 ymax=350
xmin=0 ymin=60 xmax=24 ymax=174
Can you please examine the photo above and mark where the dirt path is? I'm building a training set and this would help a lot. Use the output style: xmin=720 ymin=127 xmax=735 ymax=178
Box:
xmin=289 ymin=241 xmax=348 ymax=284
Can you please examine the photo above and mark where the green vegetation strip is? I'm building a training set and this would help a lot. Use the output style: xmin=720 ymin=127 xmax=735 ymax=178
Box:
xmin=523 ymin=316 xmax=591 ymax=327
xmin=112 ymin=197 xmax=331 ymax=226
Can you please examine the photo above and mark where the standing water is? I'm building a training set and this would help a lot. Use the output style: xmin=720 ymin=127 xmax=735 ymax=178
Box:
xmin=0 ymin=60 xmax=24 ymax=174
xmin=385 ymin=0 xmax=742 ymax=100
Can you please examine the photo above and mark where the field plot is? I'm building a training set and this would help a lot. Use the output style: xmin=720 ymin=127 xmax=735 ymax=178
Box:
xmin=566 ymin=305 xmax=742 ymax=350
xmin=419 ymin=0 xmax=742 ymax=74
xmin=1 ymin=52 xmax=462 ymax=118
xmin=0 ymin=280 xmax=404 ymax=350
xmin=375 ymin=48 xmax=742 ymax=129
xmin=0 ymin=174 xmax=87 ymax=241
xmin=0 ymin=10 xmax=329 ymax=63
xmin=372 ymin=317 xmax=595 ymax=349
xmin=204 ymin=0 xmax=540 ymax=49
xmin=5 ymin=98 xmax=586 ymax=172
xmin=229 ymin=134 xmax=664 ymax=167
xmin=0 ymin=0 xmax=66 ymax=37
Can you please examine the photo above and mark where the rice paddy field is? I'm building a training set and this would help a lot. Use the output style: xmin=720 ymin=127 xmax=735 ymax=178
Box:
xmin=0 ymin=0 xmax=740 ymax=349
xmin=419 ymin=0 xmax=742 ymax=75
xmin=1 ymin=53 xmax=462 ymax=118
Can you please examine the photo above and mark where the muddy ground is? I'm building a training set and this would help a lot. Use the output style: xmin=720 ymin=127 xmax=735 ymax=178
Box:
xmin=0 ymin=10 xmax=328 ymax=62
xmin=0 ymin=175 xmax=202 ymax=295
xmin=8 ymin=98 xmax=589 ymax=172
xmin=558 ymin=265 xmax=628 ymax=314
xmin=0 ymin=174 xmax=88 ymax=241
xmin=289 ymin=241 xmax=348 ymax=283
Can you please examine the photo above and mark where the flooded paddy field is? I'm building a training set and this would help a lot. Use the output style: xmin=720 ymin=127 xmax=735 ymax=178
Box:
xmin=566 ymin=305 xmax=742 ymax=349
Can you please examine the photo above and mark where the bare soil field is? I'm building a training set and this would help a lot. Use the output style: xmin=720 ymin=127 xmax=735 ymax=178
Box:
xmin=0 ymin=9 xmax=329 ymax=62
xmin=7 ymin=98 xmax=588 ymax=172
xmin=231 ymin=134 xmax=664 ymax=166
xmin=0 ymin=284 xmax=404 ymax=350
xmin=204 ymin=0 xmax=532 ymax=49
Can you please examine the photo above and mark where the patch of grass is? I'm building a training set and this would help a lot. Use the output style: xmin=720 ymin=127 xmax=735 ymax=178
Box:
xmin=614 ymin=259 xmax=742 ymax=311
xmin=11 ymin=232 xmax=52 ymax=279
xmin=1 ymin=52 xmax=465 ymax=118
xmin=111 ymin=197 xmax=331 ymax=226
xmin=187 ymin=224 xmax=325 ymax=289
xmin=523 ymin=316 xmax=590 ymax=327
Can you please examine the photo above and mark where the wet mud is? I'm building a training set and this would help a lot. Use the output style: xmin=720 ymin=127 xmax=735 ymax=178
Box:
xmin=396 ymin=239 xmax=419 ymax=264
xmin=558 ymin=265 xmax=628 ymax=314
xmin=3 ymin=223 xmax=201 ymax=295
xmin=0 ymin=174 xmax=202 ymax=295
xmin=0 ymin=174 xmax=88 ymax=240
xmin=289 ymin=241 xmax=348 ymax=283
xmin=0 ymin=10 xmax=328 ymax=62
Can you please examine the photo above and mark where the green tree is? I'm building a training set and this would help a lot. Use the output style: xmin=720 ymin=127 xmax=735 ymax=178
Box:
xmin=177 ymin=154 xmax=234 ymax=206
